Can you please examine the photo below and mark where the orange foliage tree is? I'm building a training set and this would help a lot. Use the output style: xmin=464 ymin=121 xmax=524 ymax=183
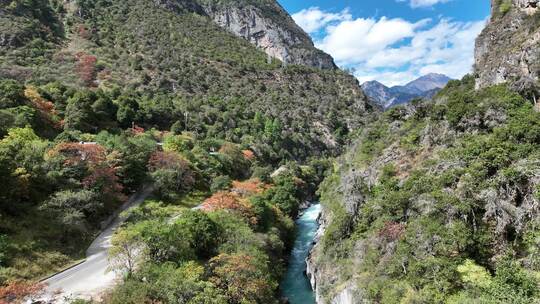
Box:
xmin=231 ymin=179 xmax=268 ymax=197
xmin=209 ymin=253 xmax=276 ymax=304
xmin=241 ymin=149 xmax=255 ymax=161
xmin=201 ymin=192 xmax=257 ymax=226
xmin=24 ymin=87 xmax=62 ymax=129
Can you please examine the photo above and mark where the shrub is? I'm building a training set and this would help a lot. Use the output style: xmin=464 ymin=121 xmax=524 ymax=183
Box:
xmin=499 ymin=0 xmax=512 ymax=15
xmin=210 ymin=175 xmax=232 ymax=193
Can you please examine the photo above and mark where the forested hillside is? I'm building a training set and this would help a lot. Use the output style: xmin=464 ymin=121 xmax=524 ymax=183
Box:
xmin=310 ymin=76 xmax=540 ymax=303
xmin=308 ymin=1 xmax=540 ymax=303
xmin=0 ymin=0 xmax=375 ymax=303
xmin=0 ymin=0 xmax=373 ymax=159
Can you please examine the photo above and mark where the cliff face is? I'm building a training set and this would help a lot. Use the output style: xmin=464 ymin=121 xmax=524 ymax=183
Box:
xmin=199 ymin=1 xmax=336 ymax=69
xmin=475 ymin=0 xmax=540 ymax=91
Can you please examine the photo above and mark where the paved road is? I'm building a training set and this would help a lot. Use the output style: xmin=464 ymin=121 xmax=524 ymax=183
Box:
xmin=42 ymin=186 xmax=154 ymax=303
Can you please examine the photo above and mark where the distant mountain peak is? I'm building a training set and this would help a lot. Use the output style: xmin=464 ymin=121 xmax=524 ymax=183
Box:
xmin=404 ymin=73 xmax=452 ymax=93
xmin=361 ymin=74 xmax=452 ymax=109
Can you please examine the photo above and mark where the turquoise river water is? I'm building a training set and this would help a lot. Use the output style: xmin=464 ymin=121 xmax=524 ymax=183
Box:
xmin=280 ymin=204 xmax=322 ymax=304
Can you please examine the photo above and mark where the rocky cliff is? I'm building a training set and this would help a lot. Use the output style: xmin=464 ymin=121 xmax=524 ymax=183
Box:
xmin=199 ymin=0 xmax=336 ymax=69
xmin=475 ymin=0 xmax=540 ymax=93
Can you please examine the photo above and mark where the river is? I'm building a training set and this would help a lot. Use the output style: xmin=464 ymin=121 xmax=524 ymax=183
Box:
xmin=280 ymin=203 xmax=321 ymax=304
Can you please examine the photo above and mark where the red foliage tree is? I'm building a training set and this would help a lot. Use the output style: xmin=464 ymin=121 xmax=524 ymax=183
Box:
xmin=148 ymin=151 xmax=187 ymax=171
xmin=129 ymin=124 xmax=145 ymax=135
xmin=75 ymin=52 xmax=97 ymax=87
xmin=147 ymin=151 xmax=196 ymax=194
xmin=76 ymin=24 xmax=91 ymax=39
xmin=49 ymin=142 xmax=106 ymax=166
xmin=48 ymin=143 xmax=124 ymax=200
xmin=0 ymin=281 xmax=45 ymax=304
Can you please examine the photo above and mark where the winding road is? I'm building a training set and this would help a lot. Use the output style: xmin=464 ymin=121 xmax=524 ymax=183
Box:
xmin=42 ymin=186 xmax=154 ymax=303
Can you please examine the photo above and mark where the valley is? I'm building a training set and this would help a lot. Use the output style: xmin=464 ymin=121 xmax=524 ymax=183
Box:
xmin=0 ymin=0 xmax=539 ymax=304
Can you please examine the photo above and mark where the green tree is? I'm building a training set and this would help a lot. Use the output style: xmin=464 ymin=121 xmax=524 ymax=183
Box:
xmin=116 ymin=95 xmax=139 ymax=128
xmin=64 ymin=90 xmax=97 ymax=132
xmin=210 ymin=175 xmax=232 ymax=193
xmin=0 ymin=79 xmax=26 ymax=109
xmin=109 ymin=228 xmax=147 ymax=277
xmin=131 ymin=220 xmax=195 ymax=263
xmin=209 ymin=253 xmax=278 ymax=304
xmin=171 ymin=210 xmax=220 ymax=258
xmin=163 ymin=134 xmax=194 ymax=153
xmin=0 ymin=234 xmax=9 ymax=266
xmin=0 ymin=127 xmax=49 ymax=212
xmin=40 ymin=190 xmax=101 ymax=239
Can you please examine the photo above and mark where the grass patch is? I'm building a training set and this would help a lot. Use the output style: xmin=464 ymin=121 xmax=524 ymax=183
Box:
xmin=174 ymin=190 xmax=211 ymax=209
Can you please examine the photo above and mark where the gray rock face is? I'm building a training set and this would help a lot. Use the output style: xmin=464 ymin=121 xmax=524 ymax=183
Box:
xmin=200 ymin=3 xmax=336 ymax=69
xmin=475 ymin=0 xmax=540 ymax=90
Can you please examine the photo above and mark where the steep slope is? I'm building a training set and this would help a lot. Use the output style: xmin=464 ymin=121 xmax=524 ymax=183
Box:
xmin=310 ymin=76 xmax=540 ymax=304
xmin=362 ymin=74 xmax=452 ymax=109
xmin=0 ymin=0 xmax=374 ymax=158
xmin=197 ymin=0 xmax=337 ymax=69
xmin=475 ymin=0 xmax=540 ymax=93
xmin=310 ymin=2 xmax=540 ymax=303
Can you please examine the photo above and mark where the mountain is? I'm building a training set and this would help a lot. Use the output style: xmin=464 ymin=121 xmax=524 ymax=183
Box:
xmin=0 ymin=0 xmax=377 ymax=301
xmin=0 ymin=0 xmax=374 ymax=156
xmin=308 ymin=2 xmax=540 ymax=303
xmin=361 ymin=73 xmax=452 ymax=108
xmin=199 ymin=0 xmax=337 ymax=69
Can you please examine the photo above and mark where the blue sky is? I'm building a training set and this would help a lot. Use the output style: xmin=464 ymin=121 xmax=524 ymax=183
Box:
xmin=278 ymin=0 xmax=490 ymax=86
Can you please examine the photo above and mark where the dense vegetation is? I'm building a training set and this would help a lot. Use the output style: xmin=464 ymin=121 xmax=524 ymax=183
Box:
xmin=0 ymin=0 xmax=373 ymax=159
xmin=0 ymin=0 xmax=372 ymax=302
xmin=313 ymin=76 xmax=540 ymax=303
xmin=0 ymin=75 xmax=330 ymax=303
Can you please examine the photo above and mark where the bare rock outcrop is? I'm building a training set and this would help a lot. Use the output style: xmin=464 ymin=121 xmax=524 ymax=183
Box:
xmin=475 ymin=0 xmax=540 ymax=90
xmin=200 ymin=2 xmax=336 ymax=69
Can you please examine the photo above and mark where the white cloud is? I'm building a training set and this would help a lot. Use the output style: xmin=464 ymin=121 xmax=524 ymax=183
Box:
xmin=316 ymin=17 xmax=430 ymax=65
xmin=292 ymin=7 xmax=352 ymax=34
xmin=397 ymin=0 xmax=453 ymax=8
xmin=299 ymin=6 xmax=487 ymax=87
